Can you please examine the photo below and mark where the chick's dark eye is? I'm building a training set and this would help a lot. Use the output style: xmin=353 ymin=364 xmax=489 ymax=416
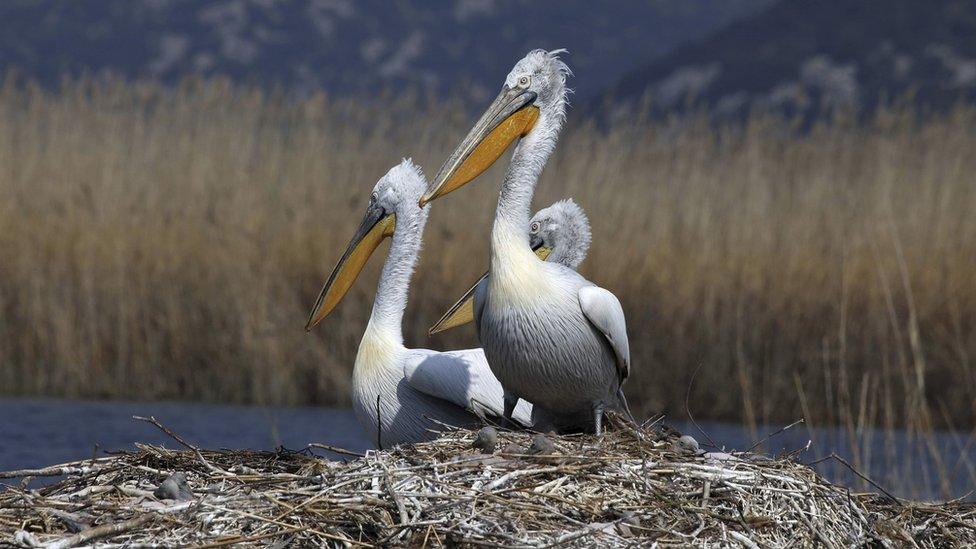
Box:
xmin=370 ymin=192 xmax=378 ymax=203
xmin=530 ymin=222 xmax=541 ymax=233
xmin=518 ymin=76 xmax=530 ymax=87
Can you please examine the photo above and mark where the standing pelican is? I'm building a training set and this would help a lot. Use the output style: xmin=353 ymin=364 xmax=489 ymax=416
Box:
xmin=306 ymin=160 xmax=531 ymax=446
xmin=429 ymin=199 xmax=591 ymax=335
xmin=419 ymin=50 xmax=633 ymax=434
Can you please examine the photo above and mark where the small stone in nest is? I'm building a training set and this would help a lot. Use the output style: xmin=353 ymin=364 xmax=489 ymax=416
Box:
xmin=500 ymin=443 xmax=524 ymax=455
xmin=526 ymin=434 xmax=555 ymax=455
xmin=154 ymin=472 xmax=194 ymax=501
xmin=472 ymin=426 xmax=499 ymax=453
xmin=672 ymin=435 xmax=700 ymax=455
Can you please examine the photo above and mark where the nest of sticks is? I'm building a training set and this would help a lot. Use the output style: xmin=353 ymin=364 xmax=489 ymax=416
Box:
xmin=1 ymin=418 xmax=973 ymax=548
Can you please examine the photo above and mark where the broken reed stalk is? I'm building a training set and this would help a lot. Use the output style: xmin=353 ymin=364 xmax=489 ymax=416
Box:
xmin=376 ymin=394 xmax=383 ymax=451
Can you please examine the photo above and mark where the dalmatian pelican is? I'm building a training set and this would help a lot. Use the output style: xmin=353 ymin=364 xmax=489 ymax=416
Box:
xmin=305 ymin=160 xmax=531 ymax=447
xmin=419 ymin=50 xmax=633 ymax=434
xmin=429 ymin=199 xmax=591 ymax=335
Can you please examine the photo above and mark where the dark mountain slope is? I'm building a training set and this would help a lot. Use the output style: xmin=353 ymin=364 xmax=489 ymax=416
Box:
xmin=601 ymin=0 xmax=976 ymax=116
xmin=0 ymin=0 xmax=771 ymax=103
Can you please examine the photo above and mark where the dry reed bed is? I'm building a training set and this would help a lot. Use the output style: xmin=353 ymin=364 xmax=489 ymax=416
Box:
xmin=0 ymin=76 xmax=975 ymax=431
xmin=2 ymin=426 xmax=973 ymax=548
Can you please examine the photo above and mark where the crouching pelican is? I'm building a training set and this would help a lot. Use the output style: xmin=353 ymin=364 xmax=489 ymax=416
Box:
xmin=419 ymin=50 xmax=634 ymax=434
xmin=429 ymin=199 xmax=591 ymax=335
xmin=305 ymin=160 xmax=531 ymax=447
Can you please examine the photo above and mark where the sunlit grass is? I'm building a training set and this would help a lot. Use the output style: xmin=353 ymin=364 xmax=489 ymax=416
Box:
xmin=0 ymin=76 xmax=974 ymax=497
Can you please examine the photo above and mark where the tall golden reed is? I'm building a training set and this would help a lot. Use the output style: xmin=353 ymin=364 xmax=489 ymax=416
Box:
xmin=0 ymin=76 xmax=974 ymax=444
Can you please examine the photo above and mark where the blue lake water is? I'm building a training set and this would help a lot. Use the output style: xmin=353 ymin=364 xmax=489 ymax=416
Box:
xmin=1 ymin=398 xmax=972 ymax=502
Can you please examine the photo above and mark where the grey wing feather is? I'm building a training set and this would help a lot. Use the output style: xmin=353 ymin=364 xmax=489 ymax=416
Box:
xmin=578 ymin=286 xmax=631 ymax=381
xmin=402 ymin=348 xmax=533 ymax=426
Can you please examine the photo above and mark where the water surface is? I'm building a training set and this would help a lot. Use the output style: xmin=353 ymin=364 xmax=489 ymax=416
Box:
xmin=1 ymin=398 xmax=972 ymax=501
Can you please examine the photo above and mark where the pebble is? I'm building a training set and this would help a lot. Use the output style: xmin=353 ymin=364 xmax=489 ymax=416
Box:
xmin=154 ymin=472 xmax=194 ymax=501
xmin=472 ymin=426 xmax=499 ymax=454
xmin=672 ymin=435 xmax=700 ymax=455
xmin=526 ymin=434 xmax=555 ymax=455
xmin=499 ymin=443 xmax=523 ymax=455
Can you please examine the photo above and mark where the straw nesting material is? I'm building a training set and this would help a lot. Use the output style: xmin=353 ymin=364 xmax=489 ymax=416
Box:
xmin=1 ymin=426 xmax=973 ymax=548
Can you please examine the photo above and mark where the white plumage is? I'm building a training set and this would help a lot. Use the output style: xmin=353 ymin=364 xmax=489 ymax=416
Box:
xmin=306 ymin=160 xmax=530 ymax=447
xmin=429 ymin=198 xmax=592 ymax=336
xmin=421 ymin=50 xmax=635 ymax=434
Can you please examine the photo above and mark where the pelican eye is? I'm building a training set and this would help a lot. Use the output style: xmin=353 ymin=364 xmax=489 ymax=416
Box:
xmin=518 ymin=75 xmax=530 ymax=88
xmin=370 ymin=192 xmax=378 ymax=203
xmin=530 ymin=221 xmax=541 ymax=234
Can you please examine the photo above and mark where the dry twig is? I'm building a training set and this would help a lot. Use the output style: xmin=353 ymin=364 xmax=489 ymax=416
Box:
xmin=1 ymin=428 xmax=972 ymax=547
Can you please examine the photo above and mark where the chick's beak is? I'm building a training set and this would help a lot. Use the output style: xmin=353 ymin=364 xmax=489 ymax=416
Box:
xmin=428 ymin=236 xmax=551 ymax=336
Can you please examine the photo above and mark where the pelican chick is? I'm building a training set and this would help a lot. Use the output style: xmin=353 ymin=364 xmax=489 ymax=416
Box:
xmin=305 ymin=160 xmax=531 ymax=447
xmin=429 ymin=198 xmax=591 ymax=335
xmin=420 ymin=50 xmax=634 ymax=435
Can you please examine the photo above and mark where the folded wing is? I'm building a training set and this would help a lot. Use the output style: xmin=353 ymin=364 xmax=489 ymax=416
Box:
xmin=578 ymin=285 xmax=631 ymax=382
xmin=402 ymin=348 xmax=533 ymax=426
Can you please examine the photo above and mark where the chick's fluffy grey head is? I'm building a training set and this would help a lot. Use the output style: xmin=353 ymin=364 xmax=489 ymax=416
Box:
xmin=529 ymin=198 xmax=591 ymax=269
xmin=505 ymin=49 xmax=571 ymax=118
xmin=373 ymin=158 xmax=428 ymax=221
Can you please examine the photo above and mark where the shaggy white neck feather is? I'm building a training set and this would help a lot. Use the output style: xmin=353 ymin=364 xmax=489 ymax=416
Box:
xmin=490 ymin=110 xmax=561 ymax=297
xmin=356 ymin=206 xmax=427 ymax=372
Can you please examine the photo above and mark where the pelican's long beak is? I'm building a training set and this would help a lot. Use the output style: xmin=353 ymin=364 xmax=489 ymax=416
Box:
xmin=419 ymin=87 xmax=539 ymax=206
xmin=305 ymin=203 xmax=396 ymax=330
xmin=428 ymin=243 xmax=552 ymax=335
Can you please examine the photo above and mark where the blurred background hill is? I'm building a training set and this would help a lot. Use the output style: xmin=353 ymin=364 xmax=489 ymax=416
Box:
xmin=0 ymin=0 xmax=772 ymax=103
xmin=3 ymin=0 xmax=976 ymax=118
xmin=601 ymin=0 xmax=976 ymax=118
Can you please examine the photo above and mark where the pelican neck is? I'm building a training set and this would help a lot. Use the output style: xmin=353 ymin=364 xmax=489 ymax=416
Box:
xmin=491 ymin=112 xmax=560 ymax=269
xmin=364 ymin=205 xmax=427 ymax=345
